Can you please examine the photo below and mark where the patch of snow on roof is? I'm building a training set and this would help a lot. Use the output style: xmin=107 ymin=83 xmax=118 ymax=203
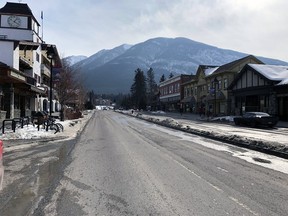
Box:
xmin=204 ymin=67 xmax=219 ymax=76
xmin=249 ymin=64 xmax=288 ymax=81
xmin=277 ymin=78 xmax=288 ymax=86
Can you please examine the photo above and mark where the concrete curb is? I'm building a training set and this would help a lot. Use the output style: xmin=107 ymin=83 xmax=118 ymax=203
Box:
xmin=124 ymin=112 xmax=288 ymax=159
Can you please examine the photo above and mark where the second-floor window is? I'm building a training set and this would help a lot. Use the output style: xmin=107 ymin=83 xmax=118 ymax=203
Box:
xmin=36 ymin=53 xmax=40 ymax=62
xmin=224 ymin=79 xmax=228 ymax=89
xmin=218 ymin=80 xmax=222 ymax=90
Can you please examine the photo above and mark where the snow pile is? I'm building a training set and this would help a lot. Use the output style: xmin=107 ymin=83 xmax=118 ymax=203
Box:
xmin=0 ymin=110 xmax=93 ymax=141
xmin=210 ymin=116 xmax=235 ymax=122
xmin=119 ymin=110 xmax=288 ymax=158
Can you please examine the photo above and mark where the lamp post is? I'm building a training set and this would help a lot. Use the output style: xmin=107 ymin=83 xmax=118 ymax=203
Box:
xmin=46 ymin=46 xmax=55 ymax=118
xmin=213 ymin=77 xmax=219 ymax=116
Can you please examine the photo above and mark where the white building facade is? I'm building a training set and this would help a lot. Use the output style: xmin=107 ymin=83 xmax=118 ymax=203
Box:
xmin=0 ymin=2 xmax=61 ymax=119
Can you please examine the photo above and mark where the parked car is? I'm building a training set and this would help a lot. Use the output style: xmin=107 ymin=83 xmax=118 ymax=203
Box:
xmin=234 ymin=112 xmax=278 ymax=128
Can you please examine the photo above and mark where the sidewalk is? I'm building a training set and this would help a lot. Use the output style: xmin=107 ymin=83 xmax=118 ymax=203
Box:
xmin=147 ymin=111 xmax=288 ymax=128
xmin=1 ymin=110 xmax=94 ymax=151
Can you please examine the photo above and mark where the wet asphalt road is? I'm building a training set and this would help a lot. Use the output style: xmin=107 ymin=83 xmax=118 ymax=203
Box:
xmin=29 ymin=110 xmax=287 ymax=216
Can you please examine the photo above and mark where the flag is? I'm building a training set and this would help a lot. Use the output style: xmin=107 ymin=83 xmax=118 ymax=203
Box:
xmin=41 ymin=11 xmax=43 ymax=19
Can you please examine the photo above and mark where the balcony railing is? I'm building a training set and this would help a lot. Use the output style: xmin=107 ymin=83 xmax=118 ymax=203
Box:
xmin=19 ymin=56 xmax=33 ymax=69
xmin=41 ymin=64 xmax=51 ymax=78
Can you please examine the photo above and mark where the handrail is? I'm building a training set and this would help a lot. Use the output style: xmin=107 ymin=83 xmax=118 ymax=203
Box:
xmin=2 ymin=119 xmax=16 ymax=134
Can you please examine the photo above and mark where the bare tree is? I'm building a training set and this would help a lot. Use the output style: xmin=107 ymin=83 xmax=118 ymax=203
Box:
xmin=55 ymin=59 xmax=86 ymax=111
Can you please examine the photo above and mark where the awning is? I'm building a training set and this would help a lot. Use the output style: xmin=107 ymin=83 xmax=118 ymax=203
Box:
xmin=19 ymin=41 xmax=40 ymax=50
xmin=0 ymin=65 xmax=27 ymax=84
xmin=30 ymin=86 xmax=46 ymax=95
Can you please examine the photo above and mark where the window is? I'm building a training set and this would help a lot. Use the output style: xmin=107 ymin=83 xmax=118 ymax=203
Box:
xmin=224 ymin=79 xmax=228 ymax=89
xmin=218 ymin=80 xmax=222 ymax=90
xmin=36 ymin=53 xmax=40 ymax=62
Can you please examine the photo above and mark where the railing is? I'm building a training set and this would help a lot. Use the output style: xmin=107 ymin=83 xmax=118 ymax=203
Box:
xmin=2 ymin=117 xmax=31 ymax=134
xmin=19 ymin=56 xmax=33 ymax=68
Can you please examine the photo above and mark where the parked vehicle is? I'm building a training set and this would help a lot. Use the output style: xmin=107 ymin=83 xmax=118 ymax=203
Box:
xmin=234 ymin=112 xmax=278 ymax=128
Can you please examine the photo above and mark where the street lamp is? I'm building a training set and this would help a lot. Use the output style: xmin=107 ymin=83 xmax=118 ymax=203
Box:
xmin=46 ymin=45 xmax=55 ymax=118
xmin=213 ymin=77 xmax=219 ymax=116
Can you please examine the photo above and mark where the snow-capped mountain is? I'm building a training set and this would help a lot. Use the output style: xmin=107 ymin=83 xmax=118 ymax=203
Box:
xmin=64 ymin=55 xmax=87 ymax=66
xmin=75 ymin=37 xmax=288 ymax=94
xmin=72 ymin=44 xmax=132 ymax=69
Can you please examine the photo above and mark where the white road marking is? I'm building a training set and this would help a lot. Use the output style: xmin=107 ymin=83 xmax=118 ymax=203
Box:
xmin=217 ymin=167 xmax=229 ymax=173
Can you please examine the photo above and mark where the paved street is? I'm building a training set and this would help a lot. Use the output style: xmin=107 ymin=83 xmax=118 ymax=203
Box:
xmin=31 ymin=111 xmax=288 ymax=215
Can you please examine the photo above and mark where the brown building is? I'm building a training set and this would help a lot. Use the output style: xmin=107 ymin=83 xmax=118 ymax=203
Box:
xmin=182 ymin=55 xmax=263 ymax=116
xmin=159 ymin=74 xmax=194 ymax=112
xmin=228 ymin=64 xmax=288 ymax=121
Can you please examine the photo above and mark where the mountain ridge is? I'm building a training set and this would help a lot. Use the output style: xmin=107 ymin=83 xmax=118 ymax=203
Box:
xmin=68 ymin=37 xmax=288 ymax=94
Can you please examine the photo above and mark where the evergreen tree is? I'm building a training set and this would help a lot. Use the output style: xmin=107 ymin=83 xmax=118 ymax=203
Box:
xmin=130 ymin=68 xmax=147 ymax=110
xmin=159 ymin=74 xmax=166 ymax=82
xmin=146 ymin=68 xmax=157 ymax=107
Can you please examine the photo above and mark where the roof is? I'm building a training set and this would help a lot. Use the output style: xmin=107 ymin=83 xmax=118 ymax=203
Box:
xmin=195 ymin=65 xmax=219 ymax=77
xmin=204 ymin=66 xmax=219 ymax=76
xmin=0 ymin=2 xmax=33 ymax=15
xmin=249 ymin=64 xmax=288 ymax=85
xmin=212 ymin=55 xmax=263 ymax=75
xmin=41 ymin=44 xmax=62 ymax=68
xmin=0 ymin=2 xmax=40 ymax=25
xmin=0 ymin=61 xmax=9 ymax=68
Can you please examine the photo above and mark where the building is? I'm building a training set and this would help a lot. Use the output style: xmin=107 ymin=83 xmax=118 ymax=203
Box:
xmin=0 ymin=2 xmax=61 ymax=120
xmin=182 ymin=65 xmax=218 ymax=113
xmin=159 ymin=74 xmax=194 ymax=111
xmin=181 ymin=55 xmax=263 ymax=116
xmin=228 ymin=64 xmax=288 ymax=120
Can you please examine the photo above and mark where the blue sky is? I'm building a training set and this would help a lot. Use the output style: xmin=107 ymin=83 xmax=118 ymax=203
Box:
xmin=10 ymin=0 xmax=288 ymax=62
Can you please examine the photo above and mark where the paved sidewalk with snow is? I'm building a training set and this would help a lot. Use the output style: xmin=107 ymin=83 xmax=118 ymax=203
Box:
xmin=0 ymin=110 xmax=94 ymax=151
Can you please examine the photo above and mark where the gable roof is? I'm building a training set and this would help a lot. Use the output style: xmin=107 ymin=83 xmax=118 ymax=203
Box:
xmin=195 ymin=65 xmax=219 ymax=77
xmin=249 ymin=64 xmax=288 ymax=85
xmin=228 ymin=64 xmax=288 ymax=89
xmin=212 ymin=55 xmax=263 ymax=75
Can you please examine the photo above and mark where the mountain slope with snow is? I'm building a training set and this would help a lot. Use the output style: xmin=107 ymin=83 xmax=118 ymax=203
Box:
xmin=74 ymin=37 xmax=288 ymax=94
xmin=64 ymin=55 xmax=87 ymax=66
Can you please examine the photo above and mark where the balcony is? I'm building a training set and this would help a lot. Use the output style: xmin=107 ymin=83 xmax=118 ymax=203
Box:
xmin=41 ymin=63 xmax=51 ymax=78
xmin=19 ymin=56 xmax=33 ymax=69
xmin=26 ymin=76 xmax=36 ymax=86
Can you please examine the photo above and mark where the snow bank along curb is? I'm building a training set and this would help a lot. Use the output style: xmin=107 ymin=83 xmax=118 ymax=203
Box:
xmin=121 ymin=111 xmax=288 ymax=159
xmin=1 ymin=110 xmax=95 ymax=151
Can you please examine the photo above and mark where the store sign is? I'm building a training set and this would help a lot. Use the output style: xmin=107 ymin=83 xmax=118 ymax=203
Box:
xmin=10 ymin=71 xmax=26 ymax=82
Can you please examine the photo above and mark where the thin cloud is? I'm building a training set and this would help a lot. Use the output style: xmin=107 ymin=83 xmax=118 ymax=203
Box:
xmin=21 ymin=0 xmax=288 ymax=61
